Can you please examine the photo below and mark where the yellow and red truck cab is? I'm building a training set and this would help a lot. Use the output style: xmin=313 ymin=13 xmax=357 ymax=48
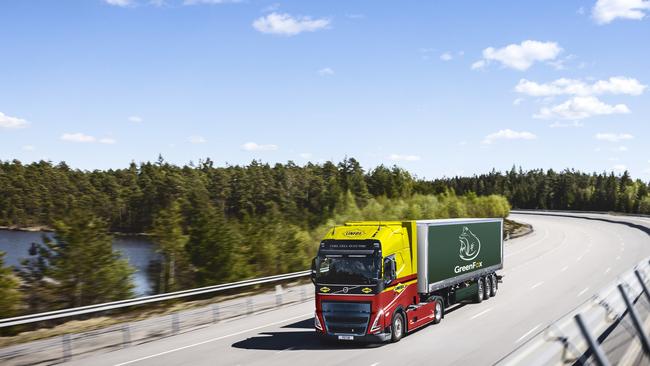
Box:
xmin=311 ymin=219 xmax=503 ymax=343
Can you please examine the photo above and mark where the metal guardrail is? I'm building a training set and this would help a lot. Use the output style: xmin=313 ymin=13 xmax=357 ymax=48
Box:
xmin=498 ymin=257 xmax=650 ymax=365
xmin=0 ymin=269 xmax=311 ymax=328
xmin=0 ymin=283 xmax=314 ymax=365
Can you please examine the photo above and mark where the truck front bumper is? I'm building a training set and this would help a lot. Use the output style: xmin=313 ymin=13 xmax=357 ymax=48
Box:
xmin=317 ymin=331 xmax=391 ymax=343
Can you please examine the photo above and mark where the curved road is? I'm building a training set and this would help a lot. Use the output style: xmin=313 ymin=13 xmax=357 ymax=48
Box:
xmin=66 ymin=212 xmax=650 ymax=366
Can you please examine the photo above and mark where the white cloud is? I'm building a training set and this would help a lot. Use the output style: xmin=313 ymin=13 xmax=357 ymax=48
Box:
xmin=613 ymin=164 xmax=628 ymax=173
xmin=482 ymin=129 xmax=537 ymax=144
xmin=22 ymin=145 xmax=35 ymax=151
xmin=128 ymin=116 xmax=143 ymax=123
xmin=534 ymin=96 xmax=630 ymax=120
xmin=99 ymin=138 xmax=117 ymax=144
xmin=61 ymin=133 xmax=96 ymax=143
xmin=0 ymin=112 xmax=29 ymax=129
xmin=515 ymin=77 xmax=646 ymax=97
xmin=473 ymin=40 xmax=562 ymax=71
xmin=188 ymin=135 xmax=207 ymax=144
xmin=440 ymin=52 xmax=453 ymax=61
xmin=252 ymin=13 xmax=330 ymax=36
xmin=615 ymin=145 xmax=629 ymax=151
xmin=184 ymin=0 xmax=241 ymax=4
xmin=299 ymin=152 xmax=312 ymax=159
xmin=549 ymin=121 xmax=584 ymax=128
xmin=104 ymin=0 xmax=133 ymax=6
xmin=513 ymin=98 xmax=524 ymax=106
xmin=471 ymin=60 xmax=486 ymax=70
xmin=318 ymin=67 xmax=334 ymax=76
xmin=388 ymin=154 xmax=421 ymax=162
xmin=595 ymin=133 xmax=634 ymax=142
xmin=241 ymin=142 xmax=278 ymax=151
xmin=592 ymin=0 xmax=650 ymax=24
xmin=61 ymin=133 xmax=116 ymax=144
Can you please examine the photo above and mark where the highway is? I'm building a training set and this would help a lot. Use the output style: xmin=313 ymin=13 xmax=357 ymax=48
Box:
xmin=64 ymin=212 xmax=650 ymax=366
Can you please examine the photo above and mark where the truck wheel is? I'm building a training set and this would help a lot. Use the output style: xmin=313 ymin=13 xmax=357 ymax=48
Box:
xmin=433 ymin=300 xmax=443 ymax=324
xmin=490 ymin=274 xmax=497 ymax=297
xmin=391 ymin=312 xmax=405 ymax=342
xmin=475 ymin=278 xmax=484 ymax=303
xmin=483 ymin=276 xmax=491 ymax=300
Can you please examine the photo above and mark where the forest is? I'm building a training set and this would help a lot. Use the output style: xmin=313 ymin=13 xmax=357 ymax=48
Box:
xmin=0 ymin=157 xmax=649 ymax=318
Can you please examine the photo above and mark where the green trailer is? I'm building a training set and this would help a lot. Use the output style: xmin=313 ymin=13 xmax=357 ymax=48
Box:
xmin=416 ymin=218 xmax=503 ymax=294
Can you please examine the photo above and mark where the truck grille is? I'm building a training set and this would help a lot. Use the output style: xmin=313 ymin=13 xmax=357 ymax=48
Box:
xmin=322 ymin=301 xmax=371 ymax=336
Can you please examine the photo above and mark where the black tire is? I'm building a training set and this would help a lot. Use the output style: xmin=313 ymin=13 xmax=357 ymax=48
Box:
xmin=475 ymin=278 xmax=484 ymax=303
xmin=490 ymin=274 xmax=498 ymax=297
xmin=483 ymin=276 xmax=491 ymax=300
xmin=433 ymin=300 xmax=443 ymax=324
xmin=391 ymin=312 xmax=405 ymax=342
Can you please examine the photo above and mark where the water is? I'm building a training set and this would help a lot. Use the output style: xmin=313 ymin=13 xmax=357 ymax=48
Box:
xmin=0 ymin=230 xmax=160 ymax=296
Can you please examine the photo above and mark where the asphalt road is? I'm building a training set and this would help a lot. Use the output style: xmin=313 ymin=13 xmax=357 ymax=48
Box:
xmin=65 ymin=212 xmax=650 ymax=366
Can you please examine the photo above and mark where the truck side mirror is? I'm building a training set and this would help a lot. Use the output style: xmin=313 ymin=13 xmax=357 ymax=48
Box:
xmin=383 ymin=257 xmax=396 ymax=285
xmin=310 ymin=257 xmax=317 ymax=284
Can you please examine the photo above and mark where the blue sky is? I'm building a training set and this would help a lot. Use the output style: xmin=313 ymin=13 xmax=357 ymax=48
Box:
xmin=1 ymin=0 xmax=649 ymax=180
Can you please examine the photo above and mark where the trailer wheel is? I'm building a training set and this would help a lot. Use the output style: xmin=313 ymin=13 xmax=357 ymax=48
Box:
xmin=391 ymin=311 xmax=405 ymax=343
xmin=483 ymin=276 xmax=491 ymax=300
xmin=489 ymin=274 xmax=497 ymax=297
xmin=475 ymin=278 xmax=484 ymax=303
xmin=433 ymin=300 xmax=443 ymax=324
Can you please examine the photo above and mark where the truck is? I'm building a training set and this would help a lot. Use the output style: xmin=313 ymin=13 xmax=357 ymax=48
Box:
xmin=311 ymin=218 xmax=503 ymax=342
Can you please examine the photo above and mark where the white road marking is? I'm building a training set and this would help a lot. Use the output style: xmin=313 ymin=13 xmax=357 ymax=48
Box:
xmin=530 ymin=282 xmax=544 ymax=290
xmin=576 ymin=255 xmax=583 ymax=262
xmin=275 ymin=346 xmax=295 ymax=355
xmin=515 ymin=324 xmax=541 ymax=344
xmin=604 ymin=267 xmax=611 ymax=274
xmin=470 ymin=308 xmax=492 ymax=320
xmin=114 ymin=312 xmax=312 ymax=366
xmin=616 ymin=256 xmax=621 ymax=260
xmin=561 ymin=266 xmax=568 ymax=272
xmin=577 ymin=287 xmax=590 ymax=297
xmin=370 ymin=363 xmax=380 ymax=366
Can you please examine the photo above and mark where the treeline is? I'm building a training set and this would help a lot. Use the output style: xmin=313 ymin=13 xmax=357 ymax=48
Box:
xmin=418 ymin=167 xmax=650 ymax=214
xmin=0 ymin=158 xmax=512 ymax=319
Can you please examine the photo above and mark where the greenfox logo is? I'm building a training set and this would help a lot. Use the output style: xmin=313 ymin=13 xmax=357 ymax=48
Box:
xmin=458 ymin=226 xmax=481 ymax=261
xmin=454 ymin=261 xmax=483 ymax=274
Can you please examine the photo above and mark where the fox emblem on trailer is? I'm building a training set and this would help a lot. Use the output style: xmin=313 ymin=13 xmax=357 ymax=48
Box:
xmin=458 ymin=226 xmax=481 ymax=261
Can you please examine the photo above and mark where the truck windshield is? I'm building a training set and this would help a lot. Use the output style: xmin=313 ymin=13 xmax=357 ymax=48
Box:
xmin=315 ymin=255 xmax=378 ymax=285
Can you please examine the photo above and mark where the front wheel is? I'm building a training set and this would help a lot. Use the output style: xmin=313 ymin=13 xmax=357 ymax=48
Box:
xmin=433 ymin=300 xmax=443 ymax=324
xmin=391 ymin=312 xmax=405 ymax=342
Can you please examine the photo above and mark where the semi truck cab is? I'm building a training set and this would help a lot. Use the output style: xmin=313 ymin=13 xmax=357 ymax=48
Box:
xmin=311 ymin=221 xmax=429 ymax=342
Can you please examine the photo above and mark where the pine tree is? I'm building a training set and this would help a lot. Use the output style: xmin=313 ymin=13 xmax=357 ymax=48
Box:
xmin=18 ymin=212 xmax=134 ymax=310
xmin=0 ymin=252 xmax=22 ymax=318
xmin=151 ymin=201 xmax=193 ymax=292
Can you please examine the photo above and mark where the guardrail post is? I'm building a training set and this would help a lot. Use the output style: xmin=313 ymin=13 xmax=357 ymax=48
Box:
xmin=574 ymin=314 xmax=611 ymax=366
xmin=246 ymin=298 xmax=253 ymax=315
xmin=122 ymin=324 xmax=131 ymax=348
xmin=275 ymin=284 xmax=283 ymax=306
xmin=171 ymin=313 xmax=180 ymax=335
xmin=62 ymin=334 xmax=72 ymax=362
xmin=212 ymin=304 xmax=220 ymax=323
xmin=635 ymin=270 xmax=650 ymax=304
xmin=618 ymin=284 xmax=650 ymax=356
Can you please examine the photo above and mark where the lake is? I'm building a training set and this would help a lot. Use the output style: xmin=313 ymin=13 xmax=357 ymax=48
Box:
xmin=0 ymin=230 xmax=160 ymax=296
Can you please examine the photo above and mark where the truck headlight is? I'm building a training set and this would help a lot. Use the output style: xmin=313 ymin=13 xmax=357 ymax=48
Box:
xmin=314 ymin=312 xmax=323 ymax=331
xmin=370 ymin=309 xmax=384 ymax=333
